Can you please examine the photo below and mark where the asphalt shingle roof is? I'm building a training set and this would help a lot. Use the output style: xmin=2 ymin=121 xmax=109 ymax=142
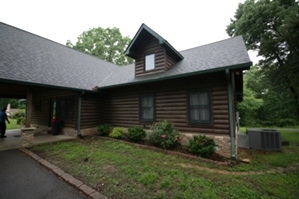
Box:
xmin=0 ymin=22 xmax=252 ymax=91
xmin=0 ymin=22 xmax=118 ymax=91
xmin=99 ymin=36 xmax=252 ymax=88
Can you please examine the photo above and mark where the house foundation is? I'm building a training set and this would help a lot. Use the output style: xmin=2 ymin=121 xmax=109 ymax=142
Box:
xmin=20 ymin=127 xmax=35 ymax=147
xmin=61 ymin=127 xmax=98 ymax=137
xmin=183 ymin=133 xmax=236 ymax=158
xmin=30 ymin=124 xmax=237 ymax=158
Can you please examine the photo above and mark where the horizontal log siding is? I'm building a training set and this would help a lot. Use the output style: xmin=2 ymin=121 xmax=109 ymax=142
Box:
xmin=103 ymin=94 xmax=139 ymax=126
xmin=166 ymin=54 xmax=176 ymax=70
xmin=102 ymin=72 xmax=230 ymax=135
xmin=80 ymin=93 xmax=103 ymax=129
xmin=31 ymin=88 xmax=77 ymax=128
xmin=135 ymin=38 xmax=166 ymax=77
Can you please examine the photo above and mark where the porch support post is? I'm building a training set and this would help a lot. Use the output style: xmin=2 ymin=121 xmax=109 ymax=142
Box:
xmin=25 ymin=87 xmax=32 ymax=128
xmin=225 ymin=69 xmax=236 ymax=159
xmin=77 ymin=91 xmax=84 ymax=138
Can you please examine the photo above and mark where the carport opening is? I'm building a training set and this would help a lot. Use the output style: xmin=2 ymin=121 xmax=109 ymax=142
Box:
xmin=0 ymin=97 xmax=27 ymax=129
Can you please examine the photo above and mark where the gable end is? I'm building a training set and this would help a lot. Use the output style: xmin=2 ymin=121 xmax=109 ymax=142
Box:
xmin=125 ymin=24 xmax=184 ymax=77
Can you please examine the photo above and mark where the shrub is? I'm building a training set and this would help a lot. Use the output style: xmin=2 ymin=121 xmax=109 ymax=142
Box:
xmin=12 ymin=110 xmax=25 ymax=120
xmin=10 ymin=110 xmax=26 ymax=125
xmin=187 ymin=135 xmax=216 ymax=157
xmin=149 ymin=120 xmax=182 ymax=149
xmin=17 ymin=117 xmax=26 ymax=125
xmin=96 ymin=124 xmax=111 ymax=136
xmin=127 ymin=126 xmax=146 ymax=142
xmin=278 ymin=118 xmax=298 ymax=127
xmin=109 ymin=127 xmax=125 ymax=139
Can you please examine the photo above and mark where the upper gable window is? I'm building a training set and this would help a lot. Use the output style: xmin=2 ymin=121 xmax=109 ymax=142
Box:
xmin=145 ymin=54 xmax=155 ymax=71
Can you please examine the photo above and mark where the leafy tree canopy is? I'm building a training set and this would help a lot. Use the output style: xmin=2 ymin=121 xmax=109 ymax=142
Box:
xmin=227 ymin=0 xmax=299 ymax=60
xmin=66 ymin=27 xmax=133 ymax=66
xmin=239 ymin=66 xmax=298 ymax=127
xmin=227 ymin=0 xmax=299 ymax=119
xmin=0 ymin=98 xmax=19 ymax=109
xmin=237 ymin=68 xmax=264 ymax=126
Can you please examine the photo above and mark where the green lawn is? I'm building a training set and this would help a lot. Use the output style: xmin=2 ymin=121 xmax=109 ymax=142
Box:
xmin=6 ymin=119 xmax=20 ymax=130
xmin=30 ymin=129 xmax=299 ymax=199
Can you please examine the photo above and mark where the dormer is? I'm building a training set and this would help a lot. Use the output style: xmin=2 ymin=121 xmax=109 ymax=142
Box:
xmin=125 ymin=24 xmax=184 ymax=77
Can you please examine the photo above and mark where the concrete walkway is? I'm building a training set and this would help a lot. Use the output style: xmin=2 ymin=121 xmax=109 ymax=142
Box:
xmin=0 ymin=129 xmax=76 ymax=151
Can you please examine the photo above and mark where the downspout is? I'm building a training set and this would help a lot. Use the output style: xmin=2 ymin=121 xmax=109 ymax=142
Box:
xmin=77 ymin=91 xmax=84 ymax=138
xmin=225 ymin=69 xmax=236 ymax=159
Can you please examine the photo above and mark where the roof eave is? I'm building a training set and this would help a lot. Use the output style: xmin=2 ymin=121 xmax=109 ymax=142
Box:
xmin=124 ymin=50 xmax=135 ymax=59
xmin=98 ymin=62 xmax=252 ymax=90
xmin=160 ymin=41 xmax=184 ymax=61
xmin=124 ymin=24 xmax=146 ymax=57
xmin=0 ymin=78 xmax=101 ymax=93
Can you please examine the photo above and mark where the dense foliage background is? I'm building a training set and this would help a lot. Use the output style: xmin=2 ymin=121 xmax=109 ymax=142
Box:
xmin=227 ymin=0 xmax=299 ymax=127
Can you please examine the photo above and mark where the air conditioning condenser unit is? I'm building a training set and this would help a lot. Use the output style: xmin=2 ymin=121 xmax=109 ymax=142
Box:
xmin=246 ymin=129 xmax=282 ymax=151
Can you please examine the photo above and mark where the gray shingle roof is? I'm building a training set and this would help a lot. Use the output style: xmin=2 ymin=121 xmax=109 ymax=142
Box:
xmin=0 ymin=22 xmax=118 ymax=91
xmin=99 ymin=36 xmax=252 ymax=88
xmin=0 ymin=22 xmax=252 ymax=91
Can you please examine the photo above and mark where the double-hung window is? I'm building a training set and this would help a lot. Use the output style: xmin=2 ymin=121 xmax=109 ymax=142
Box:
xmin=188 ymin=91 xmax=211 ymax=123
xmin=145 ymin=54 xmax=155 ymax=71
xmin=139 ymin=94 xmax=155 ymax=121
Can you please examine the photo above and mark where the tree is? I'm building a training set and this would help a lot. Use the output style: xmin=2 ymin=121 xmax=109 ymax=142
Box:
xmin=245 ymin=66 xmax=265 ymax=99
xmin=241 ymin=66 xmax=298 ymax=126
xmin=66 ymin=27 xmax=133 ymax=66
xmin=237 ymin=69 xmax=263 ymax=126
xmin=227 ymin=0 xmax=299 ymax=119
xmin=0 ymin=98 xmax=19 ymax=109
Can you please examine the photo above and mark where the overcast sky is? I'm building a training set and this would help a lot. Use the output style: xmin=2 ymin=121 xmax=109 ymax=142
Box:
xmin=0 ymin=0 xmax=259 ymax=64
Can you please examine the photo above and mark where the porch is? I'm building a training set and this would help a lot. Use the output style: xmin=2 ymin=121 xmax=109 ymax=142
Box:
xmin=0 ymin=129 xmax=76 ymax=151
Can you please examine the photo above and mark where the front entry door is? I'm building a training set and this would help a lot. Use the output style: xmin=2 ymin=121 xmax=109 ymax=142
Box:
xmin=49 ymin=99 xmax=56 ymax=126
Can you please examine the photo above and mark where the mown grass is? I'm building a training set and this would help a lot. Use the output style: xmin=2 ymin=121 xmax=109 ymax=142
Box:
xmin=30 ymin=129 xmax=299 ymax=199
xmin=233 ymin=128 xmax=299 ymax=171
xmin=6 ymin=119 xmax=20 ymax=130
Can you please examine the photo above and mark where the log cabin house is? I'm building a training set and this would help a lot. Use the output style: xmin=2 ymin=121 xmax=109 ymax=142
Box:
xmin=0 ymin=22 xmax=252 ymax=158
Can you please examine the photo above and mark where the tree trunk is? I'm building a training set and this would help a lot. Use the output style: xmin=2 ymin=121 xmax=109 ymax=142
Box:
xmin=289 ymin=86 xmax=299 ymax=120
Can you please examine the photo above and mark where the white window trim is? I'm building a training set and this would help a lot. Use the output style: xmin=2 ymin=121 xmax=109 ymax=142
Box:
xmin=145 ymin=54 xmax=155 ymax=71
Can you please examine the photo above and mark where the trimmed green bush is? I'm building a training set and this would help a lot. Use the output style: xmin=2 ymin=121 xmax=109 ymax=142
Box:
xmin=127 ymin=126 xmax=146 ymax=142
xmin=17 ymin=117 xmax=26 ymax=125
xmin=149 ymin=120 xmax=182 ymax=149
xmin=187 ymin=135 xmax=216 ymax=157
xmin=109 ymin=127 xmax=125 ymax=139
xmin=12 ymin=110 xmax=25 ymax=120
xmin=11 ymin=110 xmax=26 ymax=125
xmin=96 ymin=124 xmax=111 ymax=136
